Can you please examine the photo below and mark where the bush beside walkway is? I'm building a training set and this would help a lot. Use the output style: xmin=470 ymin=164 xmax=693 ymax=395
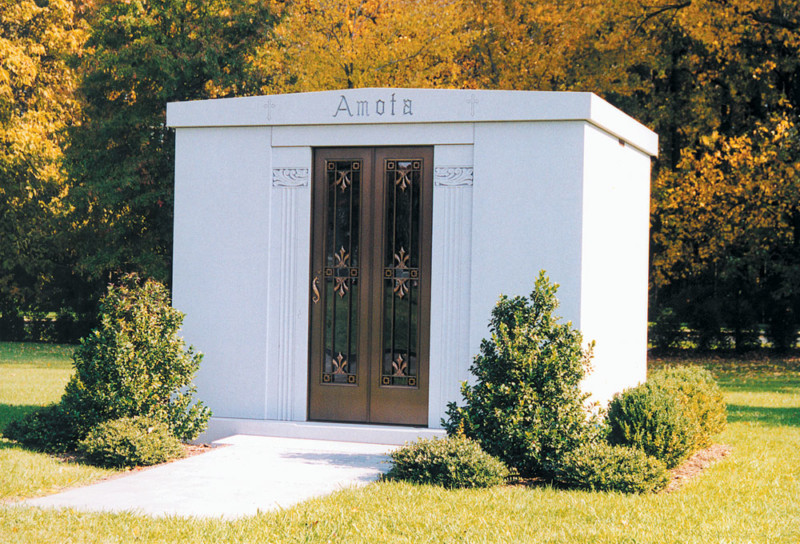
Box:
xmin=1 ymin=344 xmax=799 ymax=543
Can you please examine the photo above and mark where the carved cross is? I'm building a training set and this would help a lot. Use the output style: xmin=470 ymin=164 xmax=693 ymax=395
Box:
xmin=466 ymin=94 xmax=478 ymax=117
xmin=265 ymin=98 xmax=276 ymax=121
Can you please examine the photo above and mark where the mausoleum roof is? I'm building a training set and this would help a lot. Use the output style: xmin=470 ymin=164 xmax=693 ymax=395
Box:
xmin=167 ymin=88 xmax=657 ymax=156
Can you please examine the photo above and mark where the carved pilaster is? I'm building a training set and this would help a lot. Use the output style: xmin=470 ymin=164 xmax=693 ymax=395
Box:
xmin=428 ymin=171 xmax=473 ymax=427
xmin=267 ymin=165 xmax=311 ymax=421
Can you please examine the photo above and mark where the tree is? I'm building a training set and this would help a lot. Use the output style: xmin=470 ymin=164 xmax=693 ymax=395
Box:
xmin=511 ymin=0 xmax=800 ymax=348
xmin=257 ymin=0 xmax=473 ymax=92
xmin=66 ymin=0 xmax=279 ymax=289
xmin=636 ymin=1 xmax=800 ymax=347
xmin=653 ymin=115 xmax=800 ymax=349
xmin=0 ymin=0 xmax=85 ymax=337
xmin=461 ymin=0 xmax=643 ymax=93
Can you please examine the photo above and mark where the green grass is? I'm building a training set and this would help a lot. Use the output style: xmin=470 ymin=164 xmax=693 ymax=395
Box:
xmin=0 ymin=342 xmax=76 ymax=367
xmin=0 ymin=342 xmax=116 ymax=502
xmin=0 ymin=343 xmax=74 ymax=431
xmin=1 ymin=345 xmax=799 ymax=542
xmin=0 ymin=341 xmax=76 ymax=432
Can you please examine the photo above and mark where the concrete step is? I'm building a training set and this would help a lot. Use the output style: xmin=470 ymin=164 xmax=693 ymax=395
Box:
xmin=197 ymin=417 xmax=446 ymax=445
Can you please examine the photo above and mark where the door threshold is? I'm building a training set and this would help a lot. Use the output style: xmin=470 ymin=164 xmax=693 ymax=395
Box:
xmin=196 ymin=417 xmax=446 ymax=446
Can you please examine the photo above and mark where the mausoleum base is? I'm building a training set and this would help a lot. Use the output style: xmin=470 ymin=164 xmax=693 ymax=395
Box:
xmin=196 ymin=417 xmax=446 ymax=445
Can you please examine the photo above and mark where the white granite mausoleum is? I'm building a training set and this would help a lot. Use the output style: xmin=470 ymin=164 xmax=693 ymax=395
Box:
xmin=167 ymin=88 xmax=657 ymax=444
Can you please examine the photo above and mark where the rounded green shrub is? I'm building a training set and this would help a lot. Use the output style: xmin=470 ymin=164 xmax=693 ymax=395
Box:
xmin=6 ymin=275 xmax=210 ymax=454
xmin=554 ymin=441 xmax=669 ymax=493
xmin=444 ymin=271 xmax=599 ymax=478
xmin=78 ymin=416 xmax=183 ymax=468
xmin=649 ymin=366 xmax=726 ymax=449
xmin=385 ymin=436 xmax=509 ymax=489
xmin=606 ymin=382 xmax=694 ymax=468
xmin=61 ymin=274 xmax=211 ymax=442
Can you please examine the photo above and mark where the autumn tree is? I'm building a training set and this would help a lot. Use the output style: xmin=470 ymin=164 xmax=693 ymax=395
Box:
xmin=458 ymin=0 xmax=800 ymax=348
xmin=462 ymin=1 xmax=636 ymax=92
xmin=65 ymin=0 xmax=279 ymax=292
xmin=258 ymin=0 xmax=473 ymax=92
xmin=638 ymin=1 xmax=800 ymax=348
xmin=0 ymin=0 xmax=85 ymax=338
xmin=653 ymin=115 xmax=800 ymax=348
xmin=2 ymin=0 xmax=798 ymax=349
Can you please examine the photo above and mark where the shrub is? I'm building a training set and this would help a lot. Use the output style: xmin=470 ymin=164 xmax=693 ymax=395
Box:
xmin=444 ymin=271 xmax=599 ymax=478
xmin=61 ymin=274 xmax=210 ymax=441
xmin=2 ymin=404 xmax=81 ymax=453
xmin=78 ymin=416 xmax=183 ymax=468
xmin=553 ymin=441 xmax=669 ymax=493
xmin=385 ymin=436 xmax=509 ymax=489
xmin=649 ymin=366 xmax=727 ymax=449
xmin=606 ymin=382 xmax=694 ymax=468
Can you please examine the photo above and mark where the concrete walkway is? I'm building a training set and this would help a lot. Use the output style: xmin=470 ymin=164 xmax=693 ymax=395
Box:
xmin=22 ymin=435 xmax=397 ymax=519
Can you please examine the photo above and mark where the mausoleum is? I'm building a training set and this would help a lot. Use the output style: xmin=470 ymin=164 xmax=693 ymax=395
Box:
xmin=167 ymin=88 xmax=657 ymax=444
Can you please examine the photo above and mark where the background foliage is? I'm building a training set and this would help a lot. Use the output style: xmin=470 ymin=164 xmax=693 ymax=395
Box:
xmin=1 ymin=0 xmax=799 ymax=345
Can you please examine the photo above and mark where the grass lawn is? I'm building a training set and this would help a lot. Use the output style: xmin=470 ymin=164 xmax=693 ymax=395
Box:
xmin=0 ymin=342 xmax=116 ymax=502
xmin=1 ymin=344 xmax=799 ymax=543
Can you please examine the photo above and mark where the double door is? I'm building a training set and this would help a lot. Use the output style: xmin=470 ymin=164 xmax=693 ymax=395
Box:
xmin=308 ymin=147 xmax=432 ymax=425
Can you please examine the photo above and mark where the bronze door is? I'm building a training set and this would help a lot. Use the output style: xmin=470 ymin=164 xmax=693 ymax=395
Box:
xmin=308 ymin=147 xmax=432 ymax=425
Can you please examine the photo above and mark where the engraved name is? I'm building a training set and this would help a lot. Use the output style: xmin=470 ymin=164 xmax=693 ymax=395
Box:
xmin=333 ymin=93 xmax=413 ymax=118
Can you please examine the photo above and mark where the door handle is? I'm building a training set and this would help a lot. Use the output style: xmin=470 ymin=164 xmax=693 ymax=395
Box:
xmin=312 ymin=275 xmax=320 ymax=304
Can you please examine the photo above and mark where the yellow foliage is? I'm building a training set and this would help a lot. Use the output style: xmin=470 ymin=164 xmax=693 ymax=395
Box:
xmin=257 ymin=0 xmax=476 ymax=91
xmin=651 ymin=114 xmax=800 ymax=287
xmin=0 ymin=0 xmax=84 ymax=193
xmin=0 ymin=0 xmax=85 ymax=308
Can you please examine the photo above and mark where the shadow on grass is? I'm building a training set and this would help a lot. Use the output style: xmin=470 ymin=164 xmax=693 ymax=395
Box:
xmin=727 ymin=404 xmax=800 ymax=427
xmin=718 ymin=377 xmax=800 ymax=395
xmin=0 ymin=403 xmax=44 ymax=433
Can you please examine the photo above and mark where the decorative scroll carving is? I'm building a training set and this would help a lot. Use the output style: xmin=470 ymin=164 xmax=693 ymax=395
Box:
xmin=272 ymin=168 xmax=309 ymax=187
xmin=434 ymin=167 xmax=474 ymax=187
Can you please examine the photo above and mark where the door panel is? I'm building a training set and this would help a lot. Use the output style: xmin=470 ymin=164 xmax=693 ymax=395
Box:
xmin=368 ymin=148 xmax=432 ymax=425
xmin=308 ymin=147 xmax=432 ymax=425
xmin=309 ymin=149 xmax=372 ymax=422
